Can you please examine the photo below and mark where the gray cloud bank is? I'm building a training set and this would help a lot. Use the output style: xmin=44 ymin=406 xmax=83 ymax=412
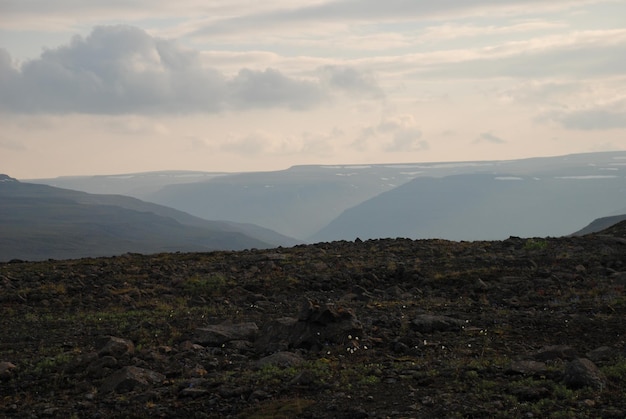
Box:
xmin=540 ymin=100 xmax=626 ymax=131
xmin=192 ymin=0 xmax=591 ymax=37
xmin=0 ymin=25 xmax=379 ymax=114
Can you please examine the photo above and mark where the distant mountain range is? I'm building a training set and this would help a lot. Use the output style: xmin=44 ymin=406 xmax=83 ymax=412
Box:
xmin=310 ymin=173 xmax=626 ymax=242
xmin=0 ymin=175 xmax=300 ymax=261
xmin=25 ymin=151 xmax=626 ymax=244
xmin=571 ymin=214 xmax=626 ymax=236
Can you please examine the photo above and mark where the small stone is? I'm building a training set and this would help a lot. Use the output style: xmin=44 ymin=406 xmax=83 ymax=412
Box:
xmin=248 ymin=389 xmax=271 ymax=401
xmin=474 ymin=278 xmax=489 ymax=291
xmin=97 ymin=336 xmax=135 ymax=358
xmin=0 ymin=361 xmax=17 ymax=380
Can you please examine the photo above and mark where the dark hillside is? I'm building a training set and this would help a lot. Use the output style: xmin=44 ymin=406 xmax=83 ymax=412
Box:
xmin=0 ymin=176 xmax=299 ymax=261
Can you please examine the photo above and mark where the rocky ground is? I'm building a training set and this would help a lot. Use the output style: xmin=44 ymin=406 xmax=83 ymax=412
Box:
xmin=1 ymin=223 xmax=626 ymax=418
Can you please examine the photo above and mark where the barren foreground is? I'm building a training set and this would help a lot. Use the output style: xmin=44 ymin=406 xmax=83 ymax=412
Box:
xmin=2 ymin=223 xmax=626 ymax=418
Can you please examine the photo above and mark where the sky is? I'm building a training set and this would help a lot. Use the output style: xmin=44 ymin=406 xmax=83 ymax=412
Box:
xmin=1 ymin=0 xmax=626 ymax=178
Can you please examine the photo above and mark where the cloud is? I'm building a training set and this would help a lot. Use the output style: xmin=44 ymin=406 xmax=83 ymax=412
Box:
xmin=318 ymin=65 xmax=383 ymax=98
xmin=190 ymin=0 xmax=604 ymax=37
xmin=494 ymin=80 xmax=582 ymax=105
xmin=229 ymin=68 xmax=324 ymax=110
xmin=540 ymin=100 xmax=626 ymax=130
xmin=419 ymin=21 xmax=569 ymax=43
xmin=218 ymin=127 xmax=339 ymax=157
xmin=559 ymin=110 xmax=626 ymax=130
xmin=220 ymin=131 xmax=275 ymax=154
xmin=0 ymin=137 xmax=27 ymax=151
xmin=0 ymin=25 xmax=225 ymax=114
xmin=476 ymin=132 xmax=507 ymax=144
xmin=353 ymin=114 xmax=427 ymax=152
xmin=385 ymin=130 xmax=428 ymax=152
xmin=395 ymin=29 xmax=626 ymax=80
xmin=0 ymin=25 xmax=378 ymax=114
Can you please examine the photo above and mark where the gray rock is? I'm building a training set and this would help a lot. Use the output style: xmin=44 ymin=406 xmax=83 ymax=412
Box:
xmin=193 ymin=322 xmax=259 ymax=346
xmin=254 ymin=317 xmax=298 ymax=353
xmin=256 ymin=351 xmax=304 ymax=368
xmin=563 ymin=358 xmax=607 ymax=390
xmin=507 ymin=359 xmax=548 ymax=375
xmin=97 ymin=336 xmax=135 ymax=358
xmin=100 ymin=366 xmax=165 ymax=394
xmin=248 ymin=389 xmax=272 ymax=401
xmin=586 ymin=346 xmax=615 ymax=363
xmin=256 ymin=299 xmax=363 ymax=354
xmin=298 ymin=299 xmax=353 ymax=324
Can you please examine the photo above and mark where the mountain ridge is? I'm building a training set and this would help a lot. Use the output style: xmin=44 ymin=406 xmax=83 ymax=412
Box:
xmin=23 ymin=150 xmax=626 ymax=242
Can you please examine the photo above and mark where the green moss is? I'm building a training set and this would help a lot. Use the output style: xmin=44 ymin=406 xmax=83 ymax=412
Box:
xmin=524 ymin=238 xmax=548 ymax=251
xmin=602 ymin=358 xmax=626 ymax=384
xmin=182 ymin=273 xmax=229 ymax=297
xmin=33 ymin=352 xmax=73 ymax=374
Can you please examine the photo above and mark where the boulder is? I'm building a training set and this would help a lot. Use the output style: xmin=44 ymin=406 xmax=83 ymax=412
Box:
xmin=507 ymin=360 xmax=548 ymax=375
xmin=254 ymin=317 xmax=299 ymax=353
xmin=192 ymin=322 xmax=259 ymax=346
xmin=586 ymin=346 xmax=616 ymax=363
xmin=255 ymin=299 xmax=363 ymax=354
xmin=563 ymin=358 xmax=607 ymax=390
xmin=0 ymin=361 xmax=17 ymax=380
xmin=97 ymin=336 xmax=135 ymax=358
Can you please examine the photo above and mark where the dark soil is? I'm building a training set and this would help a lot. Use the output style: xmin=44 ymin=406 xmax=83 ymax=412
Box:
xmin=2 ymin=223 xmax=626 ymax=418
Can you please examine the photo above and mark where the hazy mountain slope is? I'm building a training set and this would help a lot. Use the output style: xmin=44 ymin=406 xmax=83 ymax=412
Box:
xmin=145 ymin=165 xmax=417 ymax=239
xmin=571 ymin=214 xmax=626 ymax=236
xmin=26 ymin=151 xmax=626 ymax=241
xmin=26 ymin=171 xmax=229 ymax=198
xmin=0 ymin=176 xmax=298 ymax=261
xmin=310 ymin=173 xmax=626 ymax=242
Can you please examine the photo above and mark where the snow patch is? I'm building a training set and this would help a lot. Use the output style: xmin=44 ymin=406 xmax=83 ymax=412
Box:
xmin=555 ymin=175 xmax=618 ymax=179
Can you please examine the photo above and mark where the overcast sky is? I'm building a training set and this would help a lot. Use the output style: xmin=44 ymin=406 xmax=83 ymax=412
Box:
xmin=1 ymin=0 xmax=626 ymax=178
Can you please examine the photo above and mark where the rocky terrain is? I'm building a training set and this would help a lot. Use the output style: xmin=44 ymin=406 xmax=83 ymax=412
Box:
xmin=1 ymin=222 xmax=626 ymax=418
